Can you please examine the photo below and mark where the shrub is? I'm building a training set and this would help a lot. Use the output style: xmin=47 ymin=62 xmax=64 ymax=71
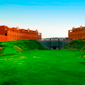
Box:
xmin=13 ymin=45 xmax=23 ymax=54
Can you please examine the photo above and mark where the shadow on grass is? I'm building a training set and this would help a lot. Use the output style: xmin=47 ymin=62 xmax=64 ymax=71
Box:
xmin=2 ymin=78 xmax=23 ymax=85
xmin=79 ymin=62 xmax=85 ymax=65
xmin=0 ymin=53 xmax=22 ymax=57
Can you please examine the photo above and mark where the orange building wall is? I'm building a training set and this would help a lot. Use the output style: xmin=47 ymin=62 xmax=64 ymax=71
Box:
xmin=0 ymin=25 xmax=42 ymax=42
xmin=0 ymin=35 xmax=7 ymax=42
xmin=0 ymin=26 xmax=7 ymax=35
xmin=67 ymin=26 xmax=85 ymax=40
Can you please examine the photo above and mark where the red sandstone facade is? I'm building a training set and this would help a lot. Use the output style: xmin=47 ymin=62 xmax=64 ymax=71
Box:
xmin=67 ymin=26 xmax=85 ymax=40
xmin=0 ymin=25 xmax=42 ymax=42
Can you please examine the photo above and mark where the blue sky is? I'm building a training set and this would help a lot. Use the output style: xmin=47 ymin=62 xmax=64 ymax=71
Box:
xmin=0 ymin=0 xmax=85 ymax=38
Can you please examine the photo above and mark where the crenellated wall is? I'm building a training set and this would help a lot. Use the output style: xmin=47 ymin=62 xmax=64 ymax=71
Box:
xmin=0 ymin=25 xmax=42 ymax=42
xmin=67 ymin=26 xmax=85 ymax=40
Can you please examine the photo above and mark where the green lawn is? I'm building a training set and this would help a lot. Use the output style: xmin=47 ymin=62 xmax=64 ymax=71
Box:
xmin=0 ymin=49 xmax=85 ymax=85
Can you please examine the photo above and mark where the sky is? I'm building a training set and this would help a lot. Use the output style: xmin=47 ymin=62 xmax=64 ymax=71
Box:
xmin=0 ymin=0 xmax=85 ymax=38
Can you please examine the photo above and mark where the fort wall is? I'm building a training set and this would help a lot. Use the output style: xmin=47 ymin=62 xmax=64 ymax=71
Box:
xmin=67 ymin=26 xmax=85 ymax=40
xmin=0 ymin=35 xmax=7 ymax=42
xmin=0 ymin=25 xmax=42 ymax=42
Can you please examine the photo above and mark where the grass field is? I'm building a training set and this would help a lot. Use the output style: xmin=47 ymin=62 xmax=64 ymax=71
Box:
xmin=0 ymin=49 xmax=85 ymax=85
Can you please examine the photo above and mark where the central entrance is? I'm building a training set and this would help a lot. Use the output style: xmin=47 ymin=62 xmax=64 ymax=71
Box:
xmin=51 ymin=46 xmax=59 ymax=50
xmin=53 ymin=46 xmax=56 ymax=49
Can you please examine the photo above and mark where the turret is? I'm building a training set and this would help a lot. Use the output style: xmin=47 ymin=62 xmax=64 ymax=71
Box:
xmin=72 ymin=27 xmax=75 ymax=30
xmin=28 ymin=28 xmax=30 ymax=32
xmin=80 ymin=26 xmax=82 ymax=29
xmin=36 ymin=29 xmax=38 ymax=33
xmin=16 ymin=27 xmax=19 ymax=30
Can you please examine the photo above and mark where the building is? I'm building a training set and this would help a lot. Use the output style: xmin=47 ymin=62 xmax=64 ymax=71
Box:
xmin=0 ymin=25 xmax=42 ymax=42
xmin=66 ymin=26 xmax=85 ymax=40
xmin=37 ymin=37 xmax=73 ymax=50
